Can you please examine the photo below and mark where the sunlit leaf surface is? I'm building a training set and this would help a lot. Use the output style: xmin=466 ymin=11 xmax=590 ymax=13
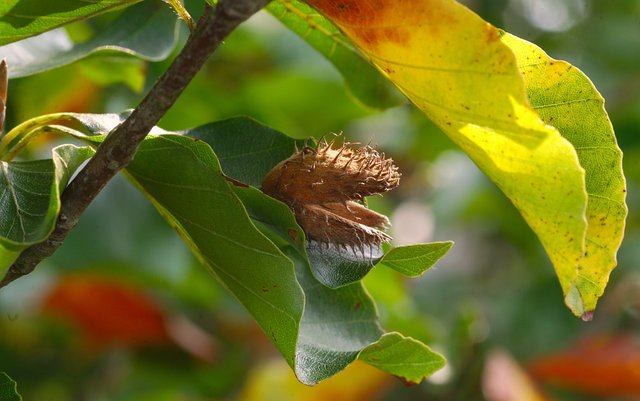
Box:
xmin=501 ymin=32 xmax=626 ymax=315
xmin=302 ymin=0 xmax=626 ymax=317
xmin=0 ymin=1 xmax=178 ymax=78
xmin=267 ymin=0 xmax=403 ymax=109
xmin=0 ymin=0 xmax=143 ymax=45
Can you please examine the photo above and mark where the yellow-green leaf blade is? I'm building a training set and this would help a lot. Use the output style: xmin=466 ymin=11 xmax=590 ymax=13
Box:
xmin=378 ymin=242 xmax=453 ymax=278
xmin=358 ymin=332 xmax=445 ymax=384
xmin=501 ymin=33 xmax=627 ymax=316
xmin=303 ymin=0 xmax=596 ymax=316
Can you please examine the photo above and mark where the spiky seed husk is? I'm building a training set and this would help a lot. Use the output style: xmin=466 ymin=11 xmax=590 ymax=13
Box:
xmin=263 ymin=139 xmax=400 ymax=204
xmin=262 ymin=138 xmax=400 ymax=250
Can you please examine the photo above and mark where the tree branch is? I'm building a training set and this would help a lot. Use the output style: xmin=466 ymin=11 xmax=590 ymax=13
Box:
xmin=0 ymin=0 xmax=272 ymax=289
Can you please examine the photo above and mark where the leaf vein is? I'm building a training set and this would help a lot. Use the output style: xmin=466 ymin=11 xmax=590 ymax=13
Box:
xmin=532 ymin=98 xmax=601 ymax=109
xmin=0 ymin=163 xmax=26 ymax=240
xmin=167 ymin=208 xmax=283 ymax=258
xmin=588 ymin=193 xmax=626 ymax=208
xmin=128 ymin=170 xmax=230 ymax=196
xmin=206 ymin=255 xmax=298 ymax=324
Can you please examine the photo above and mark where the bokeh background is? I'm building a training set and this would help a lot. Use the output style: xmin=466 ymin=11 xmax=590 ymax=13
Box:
xmin=1 ymin=0 xmax=639 ymax=399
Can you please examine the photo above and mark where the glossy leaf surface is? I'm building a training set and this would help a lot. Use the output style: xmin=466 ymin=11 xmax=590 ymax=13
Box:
xmin=0 ymin=0 xmax=142 ymax=45
xmin=0 ymin=145 xmax=94 ymax=277
xmin=0 ymin=1 xmax=178 ymax=78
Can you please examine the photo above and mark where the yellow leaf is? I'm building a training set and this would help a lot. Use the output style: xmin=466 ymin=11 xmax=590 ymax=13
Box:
xmin=302 ymin=0 xmax=626 ymax=317
xmin=500 ymin=33 xmax=626 ymax=316
xmin=237 ymin=359 xmax=393 ymax=401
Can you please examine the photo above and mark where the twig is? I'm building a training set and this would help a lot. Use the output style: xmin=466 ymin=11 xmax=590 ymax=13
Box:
xmin=0 ymin=0 xmax=272 ymax=289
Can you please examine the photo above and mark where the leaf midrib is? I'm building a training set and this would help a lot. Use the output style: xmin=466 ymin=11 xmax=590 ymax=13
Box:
xmin=0 ymin=162 xmax=26 ymax=241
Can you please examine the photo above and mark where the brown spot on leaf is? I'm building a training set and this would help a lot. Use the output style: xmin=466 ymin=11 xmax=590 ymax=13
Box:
xmin=351 ymin=27 xmax=410 ymax=48
xmin=483 ymin=23 xmax=500 ymax=44
xmin=287 ymin=228 xmax=299 ymax=241
xmin=305 ymin=0 xmax=387 ymax=26
xmin=305 ymin=0 xmax=416 ymax=48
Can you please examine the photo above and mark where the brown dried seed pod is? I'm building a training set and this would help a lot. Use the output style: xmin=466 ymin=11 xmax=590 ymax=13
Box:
xmin=296 ymin=203 xmax=391 ymax=248
xmin=262 ymin=137 xmax=400 ymax=249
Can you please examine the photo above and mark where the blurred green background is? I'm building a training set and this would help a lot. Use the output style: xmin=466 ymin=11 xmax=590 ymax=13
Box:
xmin=1 ymin=0 xmax=639 ymax=400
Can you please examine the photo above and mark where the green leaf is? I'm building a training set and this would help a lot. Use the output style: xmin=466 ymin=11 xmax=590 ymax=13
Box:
xmin=124 ymin=134 xmax=305 ymax=367
xmin=267 ymin=0 xmax=404 ymax=110
xmin=358 ymin=332 xmax=446 ymax=384
xmin=185 ymin=117 xmax=391 ymax=288
xmin=0 ymin=243 xmax=20 ymax=271
xmin=378 ymin=242 xmax=453 ymax=277
xmin=77 ymin=57 xmax=147 ymax=92
xmin=0 ymin=112 xmax=444 ymax=385
xmin=183 ymin=117 xmax=300 ymax=188
xmin=230 ymin=185 xmax=383 ymax=384
xmin=501 ymin=33 xmax=627 ymax=317
xmin=285 ymin=246 xmax=383 ymax=385
xmin=233 ymin=185 xmax=440 ymax=385
xmin=1 ymin=1 xmax=178 ymax=78
xmin=188 ymin=119 xmax=441 ymax=384
xmin=0 ymin=145 xmax=94 ymax=277
xmin=0 ymin=372 xmax=21 ymax=401
xmin=0 ymin=0 xmax=143 ymax=46
xmin=306 ymin=242 xmax=383 ymax=288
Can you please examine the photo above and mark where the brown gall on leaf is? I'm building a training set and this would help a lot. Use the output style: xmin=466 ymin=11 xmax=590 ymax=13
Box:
xmin=262 ymin=137 xmax=400 ymax=251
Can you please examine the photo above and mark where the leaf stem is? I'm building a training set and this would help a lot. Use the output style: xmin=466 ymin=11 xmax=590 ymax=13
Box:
xmin=2 ymin=125 xmax=87 ymax=161
xmin=162 ymin=0 xmax=197 ymax=32
xmin=0 ymin=113 xmax=74 ymax=159
xmin=0 ymin=0 xmax=273 ymax=289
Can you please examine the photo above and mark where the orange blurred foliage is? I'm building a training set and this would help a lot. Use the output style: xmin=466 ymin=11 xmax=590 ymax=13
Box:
xmin=528 ymin=334 xmax=640 ymax=397
xmin=41 ymin=275 xmax=170 ymax=347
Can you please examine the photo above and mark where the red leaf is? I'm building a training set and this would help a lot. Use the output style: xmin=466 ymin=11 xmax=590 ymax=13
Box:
xmin=528 ymin=334 xmax=640 ymax=396
xmin=41 ymin=275 xmax=170 ymax=347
